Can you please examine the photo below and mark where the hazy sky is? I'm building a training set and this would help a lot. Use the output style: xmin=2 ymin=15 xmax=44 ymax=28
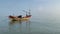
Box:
xmin=0 ymin=0 xmax=60 ymax=17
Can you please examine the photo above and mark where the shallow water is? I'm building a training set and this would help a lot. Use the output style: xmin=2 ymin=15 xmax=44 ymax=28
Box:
xmin=0 ymin=16 xmax=60 ymax=34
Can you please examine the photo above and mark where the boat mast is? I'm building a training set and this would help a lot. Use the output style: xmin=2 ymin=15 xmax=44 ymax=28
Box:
xmin=26 ymin=10 xmax=27 ymax=16
xmin=22 ymin=10 xmax=27 ymax=16
xmin=29 ymin=9 xmax=31 ymax=15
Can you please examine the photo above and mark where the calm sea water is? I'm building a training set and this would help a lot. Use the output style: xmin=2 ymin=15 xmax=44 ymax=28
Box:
xmin=0 ymin=14 xmax=60 ymax=34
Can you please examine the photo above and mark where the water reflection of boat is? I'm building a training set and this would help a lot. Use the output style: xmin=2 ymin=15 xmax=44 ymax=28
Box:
xmin=9 ymin=20 xmax=22 ymax=24
xmin=9 ymin=20 xmax=31 ymax=33
xmin=9 ymin=20 xmax=22 ymax=32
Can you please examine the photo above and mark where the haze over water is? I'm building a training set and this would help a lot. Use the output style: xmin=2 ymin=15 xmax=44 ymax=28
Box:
xmin=0 ymin=0 xmax=60 ymax=34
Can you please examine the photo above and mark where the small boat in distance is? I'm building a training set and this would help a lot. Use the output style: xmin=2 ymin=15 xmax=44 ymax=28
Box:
xmin=8 ymin=10 xmax=32 ymax=21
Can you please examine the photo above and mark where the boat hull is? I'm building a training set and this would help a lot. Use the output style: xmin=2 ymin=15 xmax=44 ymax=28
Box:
xmin=9 ymin=15 xmax=31 ymax=21
xmin=9 ymin=17 xmax=30 ymax=21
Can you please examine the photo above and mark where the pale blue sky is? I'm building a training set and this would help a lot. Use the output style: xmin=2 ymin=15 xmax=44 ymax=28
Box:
xmin=0 ymin=0 xmax=60 ymax=18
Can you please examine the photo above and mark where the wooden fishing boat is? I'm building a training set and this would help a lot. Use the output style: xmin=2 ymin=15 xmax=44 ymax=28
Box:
xmin=8 ymin=9 xmax=31 ymax=21
xmin=9 ymin=15 xmax=31 ymax=21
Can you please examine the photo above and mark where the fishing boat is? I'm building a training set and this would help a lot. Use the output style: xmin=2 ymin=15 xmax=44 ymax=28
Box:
xmin=9 ymin=15 xmax=31 ymax=21
xmin=8 ymin=10 xmax=31 ymax=21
